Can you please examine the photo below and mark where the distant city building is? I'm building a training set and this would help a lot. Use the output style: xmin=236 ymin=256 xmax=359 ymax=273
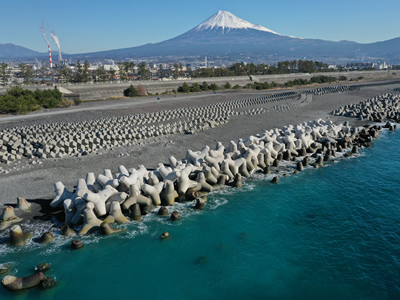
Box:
xmin=103 ymin=64 xmax=120 ymax=71
xmin=346 ymin=62 xmax=388 ymax=70
xmin=346 ymin=62 xmax=374 ymax=69
xmin=374 ymin=62 xmax=388 ymax=70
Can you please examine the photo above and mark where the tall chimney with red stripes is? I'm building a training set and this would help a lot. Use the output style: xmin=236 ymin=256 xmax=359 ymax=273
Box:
xmin=48 ymin=44 xmax=53 ymax=68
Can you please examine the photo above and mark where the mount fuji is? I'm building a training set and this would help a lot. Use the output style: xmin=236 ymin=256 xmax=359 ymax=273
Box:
xmin=2 ymin=11 xmax=400 ymax=63
xmin=74 ymin=10 xmax=399 ymax=63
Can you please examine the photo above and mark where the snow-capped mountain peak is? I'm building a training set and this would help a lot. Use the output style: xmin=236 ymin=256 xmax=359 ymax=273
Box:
xmin=194 ymin=10 xmax=280 ymax=35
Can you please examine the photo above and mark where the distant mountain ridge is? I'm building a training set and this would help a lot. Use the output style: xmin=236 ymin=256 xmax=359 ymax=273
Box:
xmin=0 ymin=43 xmax=43 ymax=59
xmin=1 ymin=11 xmax=400 ymax=63
xmin=74 ymin=11 xmax=400 ymax=63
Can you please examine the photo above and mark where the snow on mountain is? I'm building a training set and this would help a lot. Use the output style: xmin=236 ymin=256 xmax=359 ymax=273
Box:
xmin=194 ymin=10 xmax=281 ymax=35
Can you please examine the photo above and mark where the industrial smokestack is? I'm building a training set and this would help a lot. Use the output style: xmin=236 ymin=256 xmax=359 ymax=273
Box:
xmin=50 ymin=31 xmax=62 ymax=62
xmin=48 ymin=45 xmax=53 ymax=68
xmin=40 ymin=25 xmax=52 ymax=68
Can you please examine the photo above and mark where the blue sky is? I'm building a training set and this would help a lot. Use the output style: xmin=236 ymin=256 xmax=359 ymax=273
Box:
xmin=1 ymin=0 xmax=399 ymax=54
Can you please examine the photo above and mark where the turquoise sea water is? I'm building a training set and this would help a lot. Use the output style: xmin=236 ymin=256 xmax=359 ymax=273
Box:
xmin=1 ymin=128 xmax=400 ymax=299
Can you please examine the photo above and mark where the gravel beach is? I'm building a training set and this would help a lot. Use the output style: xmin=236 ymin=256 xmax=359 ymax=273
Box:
xmin=0 ymin=81 xmax=399 ymax=223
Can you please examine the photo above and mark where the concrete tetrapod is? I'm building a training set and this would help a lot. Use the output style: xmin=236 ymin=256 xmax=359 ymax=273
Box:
xmin=71 ymin=198 xmax=87 ymax=225
xmin=1 ymin=272 xmax=45 ymax=291
xmin=212 ymin=174 xmax=228 ymax=191
xmin=158 ymin=207 xmax=169 ymax=216
xmin=186 ymin=146 xmax=210 ymax=166
xmin=194 ymin=198 xmax=206 ymax=210
xmin=97 ymin=174 xmax=119 ymax=189
xmin=100 ymin=222 xmax=127 ymax=235
xmin=203 ymin=166 xmax=218 ymax=185
xmin=121 ymin=184 xmax=151 ymax=210
xmin=71 ymin=240 xmax=84 ymax=249
xmin=228 ymin=173 xmax=242 ymax=188
xmin=81 ymin=187 xmax=115 ymax=216
xmin=86 ymin=172 xmax=101 ymax=192
xmin=220 ymin=160 xmax=234 ymax=180
xmin=16 ymin=197 xmax=31 ymax=211
xmin=63 ymin=199 xmax=76 ymax=227
xmin=130 ymin=203 xmax=142 ymax=221
xmin=118 ymin=172 xmax=138 ymax=192
xmin=10 ymin=225 xmax=32 ymax=246
xmin=161 ymin=181 xmax=179 ymax=206
xmin=170 ymin=211 xmax=181 ymax=221
xmin=196 ymin=172 xmax=213 ymax=193
xmin=109 ymin=201 xmax=129 ymax=223
xmin=78 ymin=202 xmax=103 ymax=235
xmin=142 ymin=183 xmax=163 ymax=206
xmin=0 ymin=207 xmax=23 ymax=230
xmin=38 ymin=232 xmax=54 ymax=244
xmin=177 ymin=164 xmax=198 ymax=195
xmin=50 ymin=182 xmax=74 ymax=208
xmin=60 ymin=225 xmax=75 ymax=237
xmin=204 ymin=155 xmax=223 ymax=171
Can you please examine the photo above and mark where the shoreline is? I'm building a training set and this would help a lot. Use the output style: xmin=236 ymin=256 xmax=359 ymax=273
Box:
xmin=0 ymin=81 xmax=399 ymax=232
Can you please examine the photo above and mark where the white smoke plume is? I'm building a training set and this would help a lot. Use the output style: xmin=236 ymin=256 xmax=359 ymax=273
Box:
xmin=40 ymin=26 xmax=50 ymax=45
xmin=35 ymin=58 xmax=42 ymax=68
xmin=50 ymin=31 xmax=60 ymax=50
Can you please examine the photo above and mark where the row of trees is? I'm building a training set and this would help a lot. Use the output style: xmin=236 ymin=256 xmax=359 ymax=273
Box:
xmin=175 ymin=75 xmax=340 ymax=94
xmin=191 ymin=60 xmax=333 ymax=78
xmin=0 ymin=86 xmax=68 ymax=114
xmin=1 ymin=59 xmax=370 ymax=86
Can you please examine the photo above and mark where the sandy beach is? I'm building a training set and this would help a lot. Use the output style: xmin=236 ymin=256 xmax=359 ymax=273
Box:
xmin=0 ymin=80 xmax=399 ymax=222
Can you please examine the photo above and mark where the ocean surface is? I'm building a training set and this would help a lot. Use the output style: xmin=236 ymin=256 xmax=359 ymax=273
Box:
xmin=0 ymin=127 xmax=399 ymax=299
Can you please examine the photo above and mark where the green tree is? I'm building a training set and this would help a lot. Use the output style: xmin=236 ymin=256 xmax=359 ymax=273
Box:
xmin=74 ymin=60 xmax=83 ymax=82
xmin=178 ymin=82 xmax=190 ymax=93
xmin=109 ymin=68 xmax=116 ymax=82
xmin=209 ymin=83 xmax=218 ymax=91
xmin=298 ymin=60 xmax=316 ymax=73
xmin=0 ymin=63 xmax=11 ymax=86
xmin=201 ymin=81 xmax=209 ymax=91
xmin=39 ymin=63 xmax=47 ymax=83
xmin=159 ymin=64 xmax=165 ymax=78
xmin=190 ymin=83 xmax=201 ymax=92
xmin=138 ymin=62 xmax=147 ymax=80
xmin=95 ymin=66 xmax=107 ymax=82
xmin=82 ymin=60 xmax=90 ymax=82
xmin=128 ymin=62 xmax=135 ymax=73
xmin=173 ymin=63 xmax=179 ymax=79
xmin=58 ymin=66 xmax=73 ymax=82
xmin=247 ymin=63 xmax=256 ymax=75
xmin=223 ymin=82 xmax=232 ymax=89
xmin=18 ymin=63 xmax=33 ymax=84
xmin=123 ymin=84 xmax=138 ymax=97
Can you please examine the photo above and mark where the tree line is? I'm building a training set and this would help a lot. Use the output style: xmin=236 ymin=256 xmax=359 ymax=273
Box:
xmin=0 ymin=86 xmax=75 ymax=114
xmin=174 ymin=75 xmax=340 ymax=94
xmin=2 ymin=59 xmax=381 ymax=87
xmin=121 ymin=75 xmax=344 ymax=99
